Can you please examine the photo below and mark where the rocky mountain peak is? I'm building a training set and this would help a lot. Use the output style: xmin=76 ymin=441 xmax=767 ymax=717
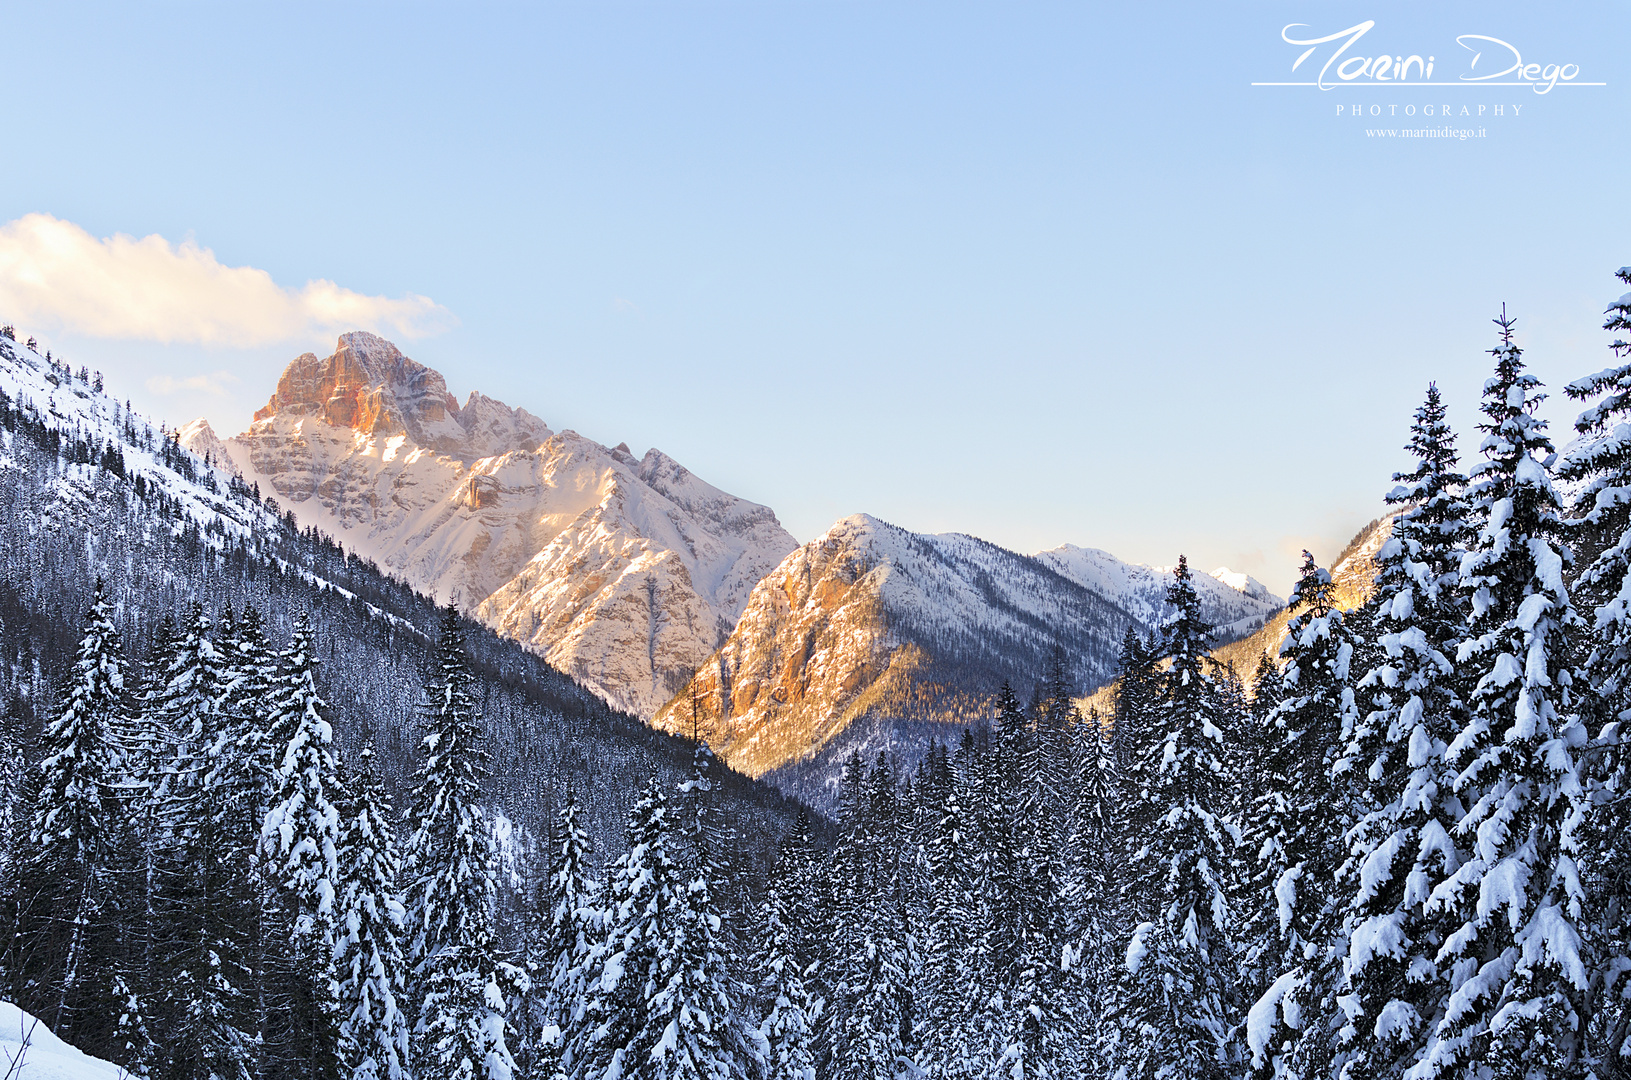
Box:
xmin=249 ymin=332 xmax=549 ymax=458
xmin=199 ymin=331 xmax=798 ymax=720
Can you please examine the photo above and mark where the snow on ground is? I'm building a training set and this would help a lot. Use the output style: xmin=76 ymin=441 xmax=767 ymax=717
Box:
xmin=0 ymin=1002 xmax=126 ymax=1080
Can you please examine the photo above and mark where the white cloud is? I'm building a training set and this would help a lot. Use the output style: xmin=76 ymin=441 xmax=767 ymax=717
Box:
xmin=0 ymin=213 xmax=456 ymax=347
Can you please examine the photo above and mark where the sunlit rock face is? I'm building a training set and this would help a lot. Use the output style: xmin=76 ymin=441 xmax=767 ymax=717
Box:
xmin=651 ymin=514 xmax=1286 ymax=807
xmin=191 ymin=332 xmax=798 ymax=719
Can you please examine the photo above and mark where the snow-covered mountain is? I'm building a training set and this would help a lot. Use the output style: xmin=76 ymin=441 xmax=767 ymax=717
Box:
xmin=650 ymin=513 xmax=1281 ymax=805
xmin=1033 ymin=544 xmax=1282 ymax=640
xmin=190 ymin=332 xmax=798 ymax=718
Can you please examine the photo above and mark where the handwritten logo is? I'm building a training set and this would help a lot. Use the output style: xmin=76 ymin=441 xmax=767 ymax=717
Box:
xmin=1256 ymin=21 xmax=1594 ymax=93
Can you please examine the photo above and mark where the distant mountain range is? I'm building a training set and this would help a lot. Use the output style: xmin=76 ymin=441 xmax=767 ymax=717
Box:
xmin=0 ymin=330 xmax=800 ymax=864
xmin=183 ymin=333 xmax=1283 ymax=799
xmin=649 ymin=514 xmax=1281 ymax=805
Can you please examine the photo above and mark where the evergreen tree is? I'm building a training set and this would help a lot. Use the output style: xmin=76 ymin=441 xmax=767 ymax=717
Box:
xmin=1331 ymin=384 xmax=1472 ymax=1079
xmin=406 ymin=607 xmax=524 ymax=1080
xmin=1111 ymin=557 xmax=1239 ymax=1080
xmin=539 ymin=784 xmax=604 ymax=1080
xmin=655 ymin=754 xmax=761 ymax=1080
xmin=1066 ymin=707 xmax=1118 ymax=1075
xmin=824 ymin=756 xmax=914 ymax=1080
xmin=1242 ymin=552 xmax=1361 ymax=1080
xmin=1559 ymin=267 xmax=1631 ymax=1069
xmin=262 ymin=612 xmax=344 ymax=1080
xmin=215 ymin=604 xmax=281 ymax=1073
xmin=584 ymin=774 xmax=709 ymax=1080
xmin=918 ymin=771 xmax=976 ymax=1079
xmin=16 ymin=580 xmax=135 ymax=1044
xmin=335 ymin=741 xmax=412 ymax=1080
xmin=159 ymin=604 xmax=256 ymax=1080
xmin=1417 ymin=311 xmax=1593 ymax=1077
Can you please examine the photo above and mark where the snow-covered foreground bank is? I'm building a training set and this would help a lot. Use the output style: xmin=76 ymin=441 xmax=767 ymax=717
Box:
xmin=0 ymin=1002 xmax=124 ymax=1080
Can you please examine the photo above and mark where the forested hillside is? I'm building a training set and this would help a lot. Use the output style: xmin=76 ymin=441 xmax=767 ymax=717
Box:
xmin=5 ymin=270 xmax=1631 ymax=1080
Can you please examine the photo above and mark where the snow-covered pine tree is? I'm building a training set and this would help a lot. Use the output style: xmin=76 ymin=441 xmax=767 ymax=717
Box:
xmin=214 ymin=603 xmax=281 ymax=1070
xmin=1066 ymin=705 xmax=1119 ymax=1073
xmin=996 ymin=680 xmax=1070 ymax=1079
xmin=646 ymin=751 xmax=760 ymax=1080
xmin=1111 ymin=628 xmax=1163 ymax=897
xmin=582 ymin=773 xmax=675 ymax=1079
xmin=158 ymin=604 xmax=256 ymax=1080
xmin=760 ymin=812 xmax=820 ymax=1080
xmin=335 ymin=740 xmax=413 ymax=1080
xmin=537 ymin=783 xmax=604 ymax=1080
xmin=1241 ymin=552 xmax=1362 ymax=1080
xmin=1418 ymin=311 xmax=1593 ymax=1078
xmin=1558 ymin=267 xmax=1631 ymax=1068
xmin=983 ymin=681 xmax=1028 ymax=1000
xmin=1331 ymin=383 xmax=1472 ymax=1079
xmin=1225 ymin=652 xmax=1279 ymax=936
xmin=1032 ymin=647 xmax=1077 ymax=815
xmin=0 ymin=727 xmax=22 ymax=942
xmin=917 ymin=767 xmax=977 ymax=1079
xmin=17 ymin=579 xmax=136 ymax=1042
xmin=824 ymin=756 xmax=914 ymax=1080
xmin=262 ymin=611 xmax=345 ymax=1079
xmin=1111 ymin=556 xmax=1240 ymax=1080
xmin=406 ymin=606 xmax=524 ymax=1080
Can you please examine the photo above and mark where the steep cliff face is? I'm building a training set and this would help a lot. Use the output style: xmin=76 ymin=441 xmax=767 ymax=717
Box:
xmin=195 ymin=332 xmax=798 ymax=718
xmin=649 ymin=514 xmax=1285 ymax=805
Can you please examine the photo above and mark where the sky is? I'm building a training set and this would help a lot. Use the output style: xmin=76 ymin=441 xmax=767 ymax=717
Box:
xmin=1 ymin=1 xmax=1628 ymax=594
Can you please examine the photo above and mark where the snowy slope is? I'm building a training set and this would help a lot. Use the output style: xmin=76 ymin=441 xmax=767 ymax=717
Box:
xmin=0 ymin=336 xmax=272 ymax=546
xmin=1033 ymin=544 xmax=1282 ymax=640
xmin=0 ymin=1002 xmax=124 ymax=1080
xmin=193 ymin=333 xmax=799 ymax=718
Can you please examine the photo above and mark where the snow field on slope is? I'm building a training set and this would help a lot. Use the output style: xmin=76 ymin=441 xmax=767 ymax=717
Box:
xmin=0 ymin=1002 xmax=124 ymax=1080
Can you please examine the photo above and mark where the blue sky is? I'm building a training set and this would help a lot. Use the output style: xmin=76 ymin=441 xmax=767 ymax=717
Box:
xmin=2 ymin=2 xmax=1627 ymax=592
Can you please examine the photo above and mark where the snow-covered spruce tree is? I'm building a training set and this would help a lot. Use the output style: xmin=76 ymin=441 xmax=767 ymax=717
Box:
xmin=1559 ymin=267 xmax=1631 ymax=1068
xmin=1330 ymin=383 xmax=1472 ymax=1079
xmin=158 ymin=604 xmax=257 ymax=1080
xmin=584 ymin=771 xmax=752 ymax=1080
xmin=1066 ymin=706 xmax=1119 ymax=1072
xmin=537 ymin=783 xmax=604 ymax=1080
xmin=1031 ymin=647 xmax=1077 ymax=814
xmin=1417 ymin=311 xmax=1594 ymax=1078
xmin=1242 ymin=552 xmax=1362 ymax=1080
xmin=335 ymin=740 xmax=413 ymax=1080
xmin=825 ymin=755 xmax=914 ymax=1080
xmin=406 ymin=606 xmax=525 ymax=1080
xmin=995 ymin=679 xmax=1071 ymax=1079
xmin=1111 ymin=628 xmax=1163 ymax=891
xmin=917 ymin=766 xmax=977 ymax=1079
xmin=659 ymin=748 xmax=762 ymax=1080
xmin=761 ymin=812 xmax=820 ymax=1080
xmin=263 ymin=611 xmax=345 ymax=1079
xmin=16 ymin=579 xmax=136 ymax=1040
xmin=1226 ymin=651 xmax=1279 ymax=934
xmin=1110 ymin=556 xmax=1240 ymax=1080
xmin=214 ymin=603 xmax=282 ymax=1069
xmin=1112 ymin=628 xmax=1161 ymax=777
xmin=0 ymin=728 xmax=23 ymax=970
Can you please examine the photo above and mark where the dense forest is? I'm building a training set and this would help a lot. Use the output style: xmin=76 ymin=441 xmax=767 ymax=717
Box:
xmin=4 ymin=269 xmax=1631 ymax=1080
